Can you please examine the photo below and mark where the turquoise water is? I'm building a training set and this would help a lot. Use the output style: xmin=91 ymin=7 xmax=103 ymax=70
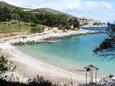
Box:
xmin=17 ymin=33 xmax=115 ymax=77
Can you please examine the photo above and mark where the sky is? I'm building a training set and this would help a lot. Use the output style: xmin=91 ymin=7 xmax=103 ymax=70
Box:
xmin=1 ymin=0 xmax=115 ymax=22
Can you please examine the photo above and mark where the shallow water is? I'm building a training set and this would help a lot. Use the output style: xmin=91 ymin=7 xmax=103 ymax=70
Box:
xmin=17 ymin=32 xmax=115 ymax=77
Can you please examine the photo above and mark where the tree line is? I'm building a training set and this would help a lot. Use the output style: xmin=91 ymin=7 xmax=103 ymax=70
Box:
xmin=0 ymin=5 xmax=79 ymax=30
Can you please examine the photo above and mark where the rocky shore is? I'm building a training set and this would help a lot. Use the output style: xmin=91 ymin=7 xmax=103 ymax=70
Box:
xmin=0 ymin=29 xmax=98 ymax=46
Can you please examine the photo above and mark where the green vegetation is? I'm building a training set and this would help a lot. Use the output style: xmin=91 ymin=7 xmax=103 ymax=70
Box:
xmin=0 ymin=55 xmax=57 ymax=86
xmin=0 ymin=56 xmax=9 ymax=74
xmin=31 ymin=24 xmax=44 ymax=33
xmin=92 ymin=22 xmax=103 ymax=26
xmin=93 ymin=38 xmax=113 ymax=53
xmin=0 ymin=55 xmax=16 ymax=75
xmin=80 ymin=22 xmax=89 ymax=26
xmin=0 ymin=6 xmax=12 ymax=21
xmin=0 ymin=20 xmax=31 ymax=33
xmin=0 ymin=1 xmax=79 ymax=34
xmin=0 ymin=77 xmax=57 ymax=86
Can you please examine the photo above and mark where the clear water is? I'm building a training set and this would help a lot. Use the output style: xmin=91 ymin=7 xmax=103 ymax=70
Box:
xmin=81 ymin=27 xmax=107 ymax=32
xmin=17 ymin=32 xmax=115 ymax=77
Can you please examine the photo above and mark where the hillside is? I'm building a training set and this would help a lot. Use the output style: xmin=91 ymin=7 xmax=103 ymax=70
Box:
xmin=0 ymin=1 xmax=15 ymax=7
xmin=0 ymin=1 xmax=75 ymax=18
xmin=0 ymin=1 xmax=104 ymax=27
xmin=0 ymin=1 xmax=25 ymax=10
xmin=0 ymin=1 xmax=80 ymax=34
xmin=32 ymin=8 xmax=74 ymax=18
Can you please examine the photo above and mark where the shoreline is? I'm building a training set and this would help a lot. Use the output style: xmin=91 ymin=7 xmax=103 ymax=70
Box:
xmin=0 ymin=43 xmax=86 ymax=84
xmin=0 ymin=29 xmax=99 ymax=85
xmin=80 ymin=25 xmax=107 ymax=28
xmin=1 ymin=29 xmax=99 ymax=45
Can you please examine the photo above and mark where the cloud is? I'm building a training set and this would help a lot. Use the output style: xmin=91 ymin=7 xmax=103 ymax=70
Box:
xmin=1 ymin=0 xmax=114 ymax=22
xmin=1 ymin=0 xmax=113 ymax=10
xmin=66 ymin=1 xmax=113 ymax=10
xmin=83 ymin=1 xmax=112 ymax=9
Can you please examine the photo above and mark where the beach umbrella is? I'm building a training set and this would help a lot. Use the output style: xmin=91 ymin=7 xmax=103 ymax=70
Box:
xmin=88 ymin=65 xmax=95 ymax=83
xmin=84 ymin=64 xmax=99 ymax=84
xmin=84 ymin=66 xmax=90 ymax=85
xmin=88 ymin=65 xmax=99 ymax=83
xmin=95 ymin=67 xmax=99 ymax=84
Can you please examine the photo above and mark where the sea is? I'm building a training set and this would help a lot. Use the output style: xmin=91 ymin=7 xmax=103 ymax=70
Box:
xmin=17 ymin=27 xmax=115 ymax=77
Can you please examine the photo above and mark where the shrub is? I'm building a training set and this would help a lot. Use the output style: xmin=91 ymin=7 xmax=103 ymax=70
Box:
xmin=31 ymin=24 xmax=44 ymax=33
xmin=0 ymin=56 xmax=8 ymax=74
xmin=0 ymin=76 xmax=57 ymax=86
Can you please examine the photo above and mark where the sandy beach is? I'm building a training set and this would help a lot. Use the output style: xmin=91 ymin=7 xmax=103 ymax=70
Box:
xmin=0 ymin=29 xmax=98 ymax=85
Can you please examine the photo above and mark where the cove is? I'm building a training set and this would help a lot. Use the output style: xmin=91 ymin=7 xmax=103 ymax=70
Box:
xmin=17 ymin=33 xmax=115 ymax=77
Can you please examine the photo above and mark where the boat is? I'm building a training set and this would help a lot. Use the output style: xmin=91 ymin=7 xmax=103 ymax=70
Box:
xmin=47 ymin=41 xmax=56 ymax=43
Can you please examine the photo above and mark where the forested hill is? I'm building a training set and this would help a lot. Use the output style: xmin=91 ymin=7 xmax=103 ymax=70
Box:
xmin=0 ymin=1 xmax=79 ymax=30
xmin=32 ymin=8 xmax=74 ymax=17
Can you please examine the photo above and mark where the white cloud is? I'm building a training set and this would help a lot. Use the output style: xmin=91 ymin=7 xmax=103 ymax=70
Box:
xmin=101 ymin=1 xmax=113 ymax=9
xmin=1 ymin=0 xmax=113 ymax=10
xmin=66 ymin=0 xmax=81 ymax=9
xmin=66 ymin=1 xmax=113 ymax=10
xmin=83 ymin=1 xmax=112 ymax=9
xmin=1 ymin=0 xmax=114 ymax=22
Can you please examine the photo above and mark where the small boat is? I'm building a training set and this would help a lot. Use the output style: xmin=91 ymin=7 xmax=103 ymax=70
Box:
xmin=47 ymin=41 xmax=56 ymax=43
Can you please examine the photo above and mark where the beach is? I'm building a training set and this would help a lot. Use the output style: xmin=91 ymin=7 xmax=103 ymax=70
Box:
xmin=0 ymin=29 xmax=98 ymax=85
